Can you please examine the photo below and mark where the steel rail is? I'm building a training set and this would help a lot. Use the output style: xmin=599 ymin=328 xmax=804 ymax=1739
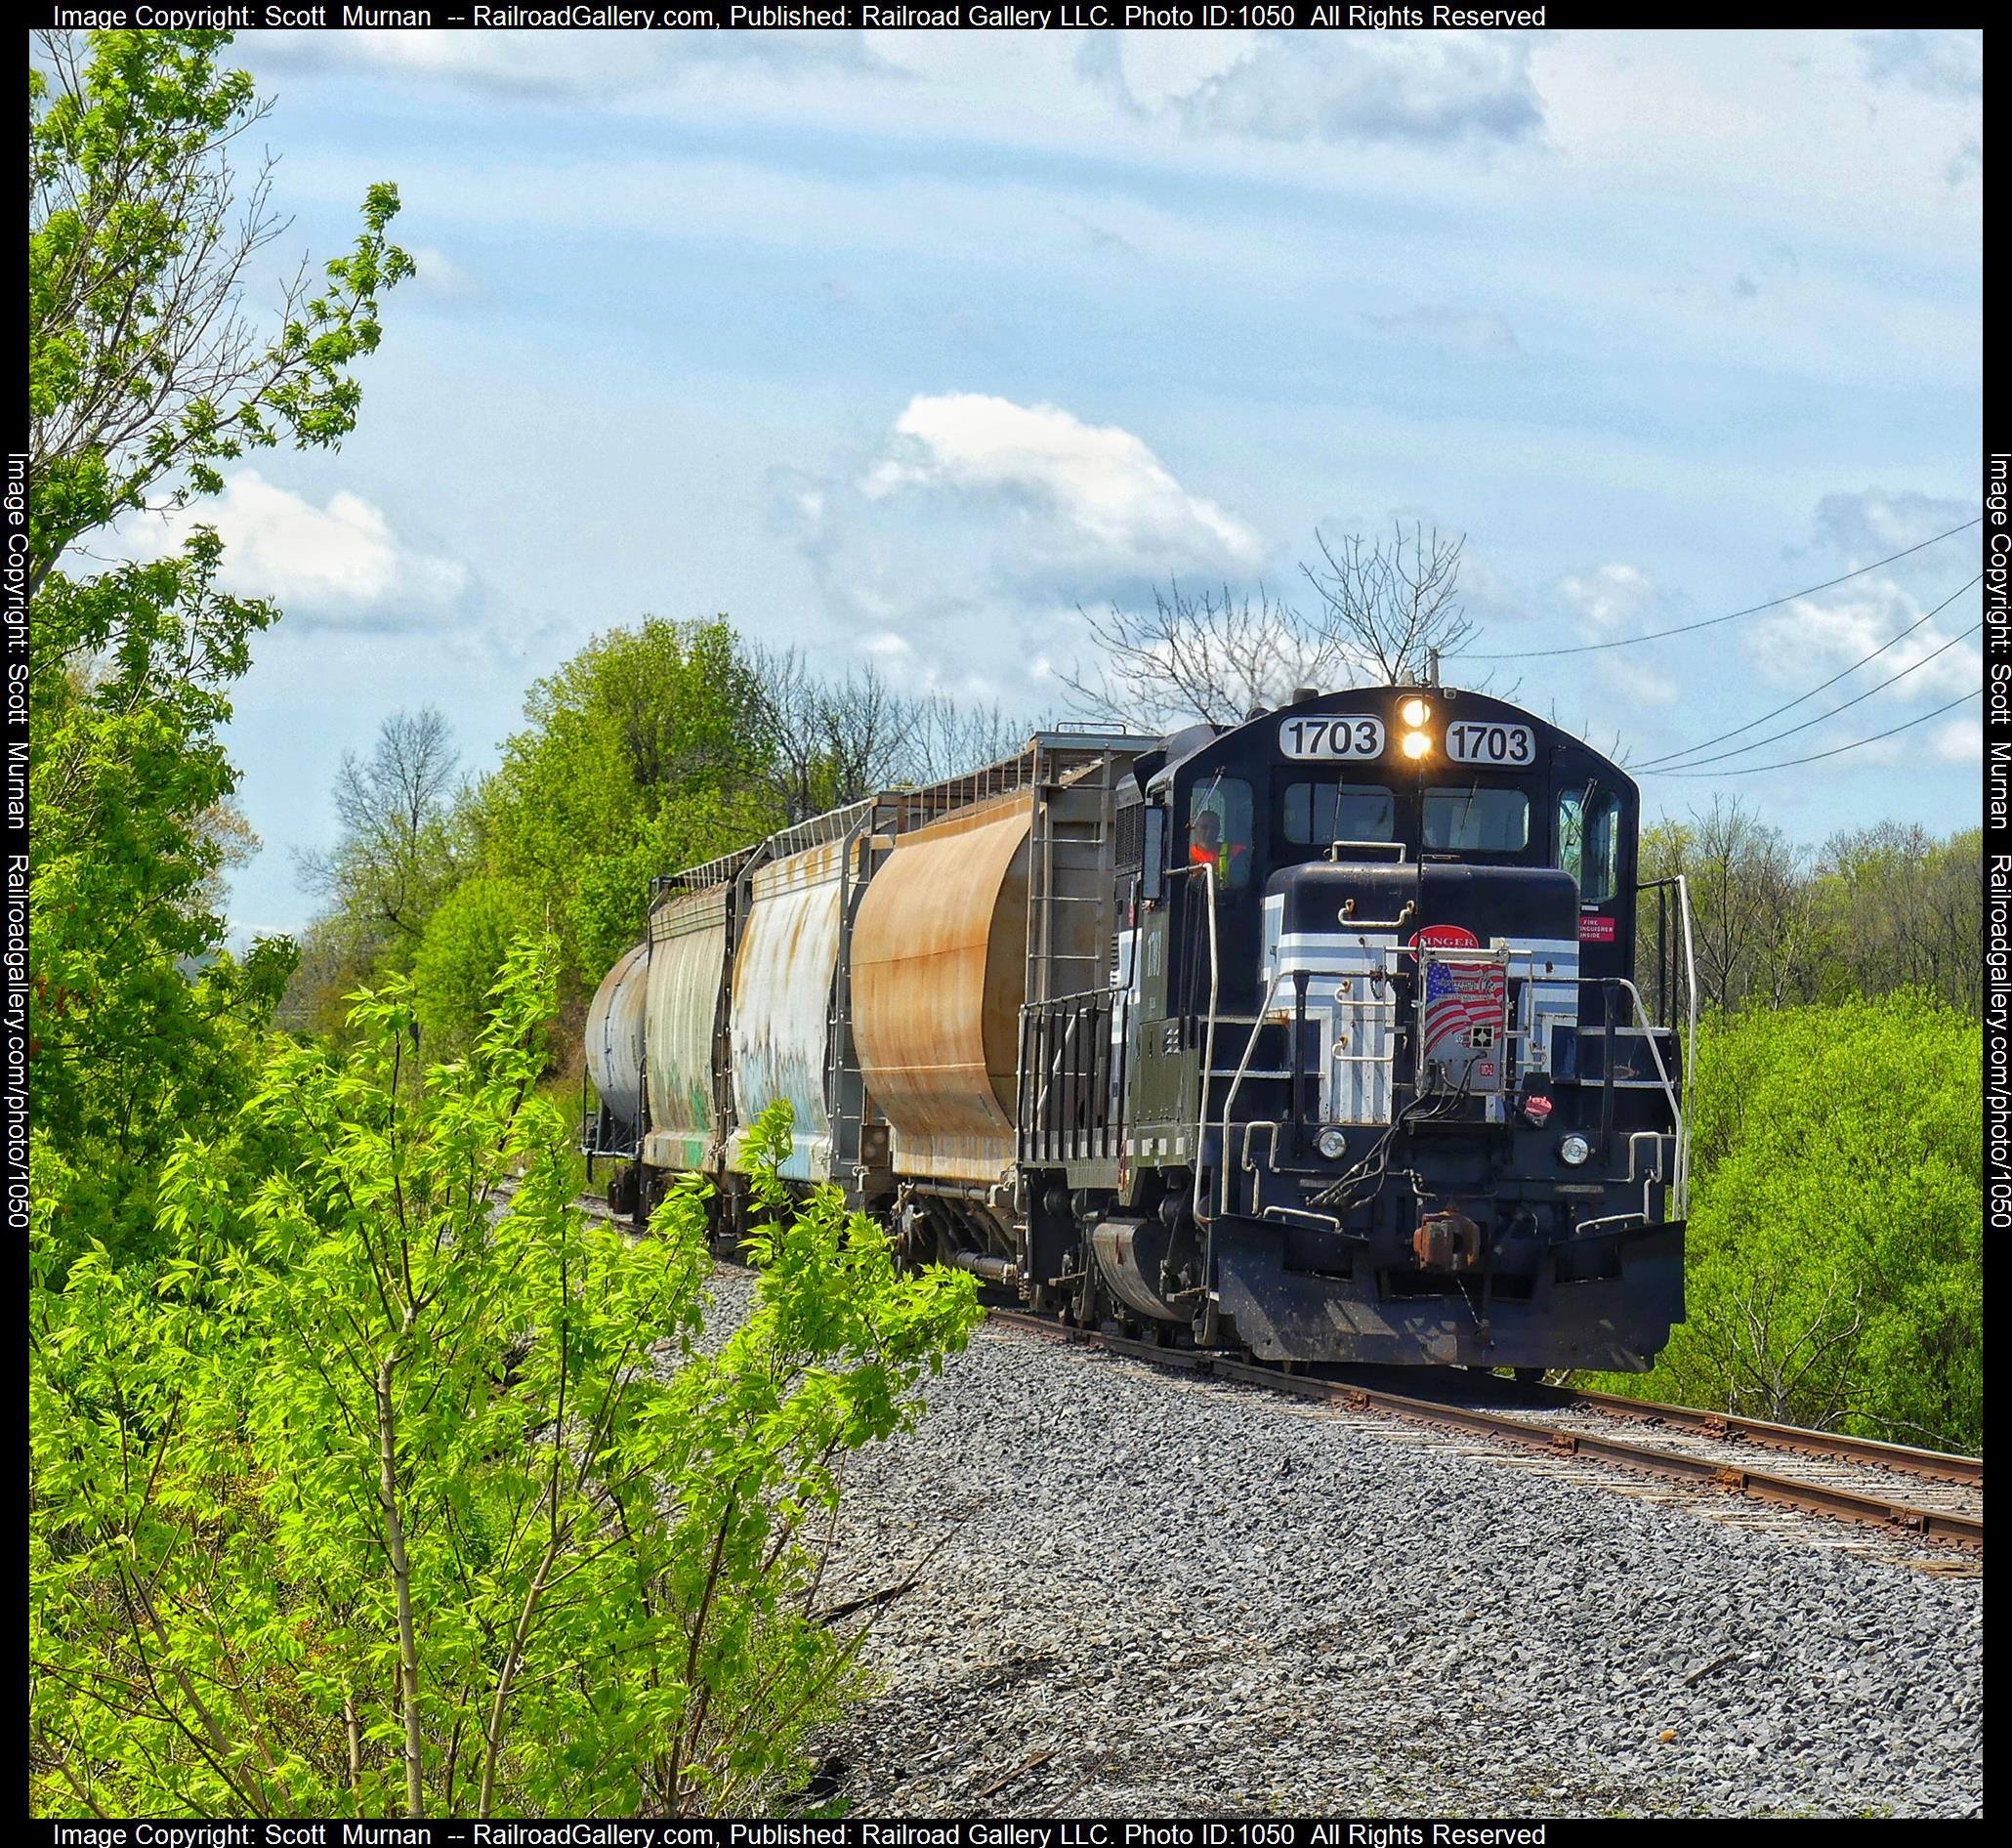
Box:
xmin=1530 ymin=1384 xmax=1984 ymax=1488
xmin=987 ymin=1309 xmax=1983 ymax=1555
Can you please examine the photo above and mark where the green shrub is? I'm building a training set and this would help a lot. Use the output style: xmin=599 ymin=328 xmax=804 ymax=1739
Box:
xmin=29 ymin=941 xmax=983 ymax=1818
xmin=410 ymin=873 xmax=536 ymax=1060
xmin=1585 ymin=992 xmax=1981 ymax=1453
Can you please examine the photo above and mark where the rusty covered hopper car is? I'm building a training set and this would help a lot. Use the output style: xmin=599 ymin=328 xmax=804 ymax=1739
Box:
xmin=584 ymin=692 xmax=1698 ymax=1372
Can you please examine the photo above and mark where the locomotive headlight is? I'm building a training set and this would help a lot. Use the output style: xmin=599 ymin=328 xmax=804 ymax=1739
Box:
xmin=1401 ymin=696 xmax=1433 ymax=727
xmin=1401 ymin=730 xmax=1434 ymax=760
xmin=1559 ymin=1133 xmax=1593 ymax=1167
xmin=1317 ymin=1126 xmax=1349 ymax=1159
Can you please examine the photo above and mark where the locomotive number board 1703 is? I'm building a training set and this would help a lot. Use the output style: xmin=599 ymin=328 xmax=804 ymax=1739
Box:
xmin=1445 ymin=721 xmax=1536 ymax=766
xmin=1278 ymin=716 xmax=1385 ymax=760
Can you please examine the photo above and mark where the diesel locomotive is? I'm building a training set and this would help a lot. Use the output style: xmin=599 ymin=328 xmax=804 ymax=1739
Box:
xmin=582 ymin=683 xmax=1696 ymax=1371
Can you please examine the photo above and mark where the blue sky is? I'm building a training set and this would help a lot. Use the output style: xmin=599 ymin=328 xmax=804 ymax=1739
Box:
xmin=109 ymin=26 xmax=1983 ymax=936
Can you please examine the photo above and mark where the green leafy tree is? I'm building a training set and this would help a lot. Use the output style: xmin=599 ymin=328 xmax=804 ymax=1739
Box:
xmin=292 ymin=706 xmax=465 ymax=1019
xmin=475 ymin=617 xmax=778 ymax=997
xmin=410 ymin=873 xmax=535 ymax=1060
xmin=29 ymin=28 xmax=410 ymax=592
xmin=28 ymin=26 xmax=409 ymax=1257
xmin=1812 ymin=821 xmax=1981 ymax=1013
xmin=1639 ymin=799 xmax=1822 ymax=1013
xmin=29 ymin=534 xmax=298 ymax=1265
xmin=30 ymin=943 xmax=984 ymax=1818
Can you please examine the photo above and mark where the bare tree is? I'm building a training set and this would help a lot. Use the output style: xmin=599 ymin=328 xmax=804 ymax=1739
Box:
xmin=895 ymin=692 xmax=1037 ymax=783
xmin=1064 ymin=525 xmax=1482 ymax=731
xmin=1062 ymin=581 xmax=1344 ymax=730
xmin=1643 ymin=799 xmax=1819 ymax=1013
xmin=297 ymin=707 xmax=460 ymax=951
xmin=1818 ymin=822 xmax=1983 ymax=1013
xmin=747 ymin=649 xmax=913 ymax=821
xmin=1302 ymin=521 xmax=1477 ymax=686
xmin=748 ymin=645 xmax=1042 ymax=814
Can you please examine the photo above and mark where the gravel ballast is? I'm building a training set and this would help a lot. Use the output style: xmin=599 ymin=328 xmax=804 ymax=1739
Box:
xmin=698 ymin=1271 xmax=1983 ymax=1820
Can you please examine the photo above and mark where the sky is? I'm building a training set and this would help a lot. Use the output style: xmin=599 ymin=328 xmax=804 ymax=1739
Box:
xmin=97 ymin=25 xmax=1985 ymax=938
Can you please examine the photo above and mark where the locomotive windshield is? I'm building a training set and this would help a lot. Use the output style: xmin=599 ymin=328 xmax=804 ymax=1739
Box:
xmin=1281 ymin=779 xmax=1396 ymax=846
xmin=1422 ymin=784 xmax=1530 ymax=852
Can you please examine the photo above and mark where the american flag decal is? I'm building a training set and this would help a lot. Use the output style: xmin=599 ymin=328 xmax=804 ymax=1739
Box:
xmin=1422 ymin=956 xmax=1507 ymax=1062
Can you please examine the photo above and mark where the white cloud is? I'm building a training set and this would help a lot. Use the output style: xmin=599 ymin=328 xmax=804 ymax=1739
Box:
xmin=407 ymin=244 xmax=486 ymax=304
xmin=1075 ymin=30 xmax=1257 ymax=115
xmin=1811 ymin=486 xmax=1976 ymax=568
xmin=1552 ymin=564 xmax=1678 ymax=713
xmin=1931 ymin=716 xmax=1983 ymax=764
xmin=1730 ymin=489 xmax=1986 ymax=717
xmin=1858 ymin=29 xmax=1983 ymax=100
xmin=254 ymin=27 xmax=896 ymax=98
xmin=1557 ymin=563 xmax=1657 ymax=635
xmin=1745 ymin=584 xmax=1980 ymax=705
xmin=862 ymin=393 xmax=1262 ymax=574
xmin=125 ymin=471 xmax=469 ymax=625
xmin=255 ymin=29 xmax=663 ymax=95
xmin=1173 ymin=33 xmax=1543 ymax=147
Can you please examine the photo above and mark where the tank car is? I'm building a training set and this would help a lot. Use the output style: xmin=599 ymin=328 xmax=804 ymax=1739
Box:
xmin=583 ymin=685 xmax=1696 ymax=1372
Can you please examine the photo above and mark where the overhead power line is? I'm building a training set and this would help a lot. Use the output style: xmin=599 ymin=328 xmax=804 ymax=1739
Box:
xmin=1648 ymin=689 xmax=1981 ymax=778
xmin=1452 ymin=517 xmax=1981 ymax=661
xmin=1637 ymin=613 xmax=1981 ymax=774
xmin=1633 ymin=574 xmax=1981 ymax=770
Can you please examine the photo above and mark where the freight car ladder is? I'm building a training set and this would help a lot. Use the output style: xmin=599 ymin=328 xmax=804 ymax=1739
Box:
xmin=1023 ymin=730 xmax=1144 ymax=1012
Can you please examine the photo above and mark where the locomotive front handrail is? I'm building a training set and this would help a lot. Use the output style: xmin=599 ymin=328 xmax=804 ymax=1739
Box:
xmin=1217 ymin=969 xmax=1296 ymax=1215
xmin=1633 ymin=872 xmax=1699 ymax=1208
xmin=1326 ymin=839 xmax=1408 ymax=863
xmin=1674 ymin=872 xmax=1698 ymax=1206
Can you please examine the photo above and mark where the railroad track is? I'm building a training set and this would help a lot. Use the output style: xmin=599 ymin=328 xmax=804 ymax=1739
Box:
xmin=986 ymin=1308 xmax=1984 ymax=1558
xmin=540 ymin=1184 xmax=1982 ymax=1559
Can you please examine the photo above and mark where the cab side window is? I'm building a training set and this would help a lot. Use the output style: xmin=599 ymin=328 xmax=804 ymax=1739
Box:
xmin=1556 ymin=784 xmax=1621 ymax=903
xmin=1189 ymin=777 xmax=1254 ymax=890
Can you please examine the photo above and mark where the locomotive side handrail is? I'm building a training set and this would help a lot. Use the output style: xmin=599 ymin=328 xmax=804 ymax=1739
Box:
xmin=1586 ymin=975 xmax=1687 ymax=1219
xmin=1630 ymin=872 xmax=1699 ymax=1211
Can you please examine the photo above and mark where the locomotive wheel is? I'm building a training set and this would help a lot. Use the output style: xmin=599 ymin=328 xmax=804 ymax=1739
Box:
xmin=1069 ymin=1268 xmax=1104 ymax=1331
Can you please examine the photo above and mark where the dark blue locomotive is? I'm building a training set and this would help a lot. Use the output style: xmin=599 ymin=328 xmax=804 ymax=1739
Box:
xmin=1016 ymin=683 xmax=1694 ymax=1372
